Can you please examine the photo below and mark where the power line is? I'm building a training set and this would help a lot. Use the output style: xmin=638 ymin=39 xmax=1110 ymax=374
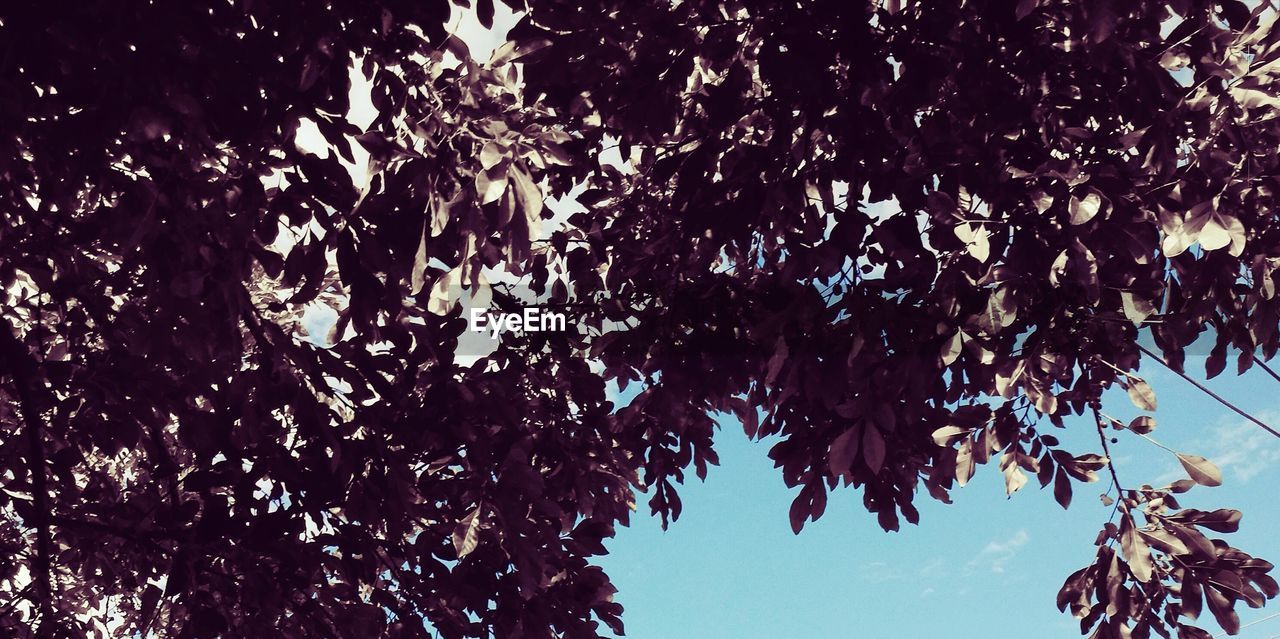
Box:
xmin=1255 ymin=356 xmax=1280 ymax=385
xmin=1212 ymin=611 xmax=1280 ymax=638
xmin=1135 ymin=344 xmax=1280 ymax=440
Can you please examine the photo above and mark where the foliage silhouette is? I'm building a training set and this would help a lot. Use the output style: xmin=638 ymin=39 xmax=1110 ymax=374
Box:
xmin=2 ymin=0 xmax=1280 ymax=637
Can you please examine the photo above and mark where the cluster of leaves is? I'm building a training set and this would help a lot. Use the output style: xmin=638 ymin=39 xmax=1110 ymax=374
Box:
xmin=511 ymin=1 xmax=1280 ymax=637
xmin=1 ymin=1 xmax=631 ymax=637
xmin=1 ymin=0 xmax=1279 ymax=638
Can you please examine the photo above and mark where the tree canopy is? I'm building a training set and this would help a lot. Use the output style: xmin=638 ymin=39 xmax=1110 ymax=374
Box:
xmin=2 ymin=0 xmax=1280 ymax=637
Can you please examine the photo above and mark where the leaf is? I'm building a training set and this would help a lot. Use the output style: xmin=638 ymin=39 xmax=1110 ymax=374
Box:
xmin=1127 ymin=416 xmax=1156 ymax=434
xmin=1183 ymin=578 xmax=1204 ymax=621
xmin=1207 ymin=341 xmax=1228 ymax=379
xmin=977 ymin=284 xmax=1018 ymax=335
xmin=789 ymin=484 xmax=812 ymax=534
xmin=1189 ymin=508 xmax=1241 ymax=533
xmin=1159 ymin=50 xmax=1191 ymax=71
xmin=1015 ymin=0 xmax=1039 ymax=21
xmin=1137 ymin=528 xmax=1189 ymax=556
xmin=1087 ymin=0 xmax=1117 ymax=42
xmin=1199 ymin=214 xmax=1231 ymax=252
xmin=411 ymin=222 xmax=429 ymax=295
xmin=931 ymin=425 xmax=968 ymax=447
xmin=1004 ymin=463 xmax=1027 ymax=496
xmin=1231 ymin=86 xmax=1280 ymax=110
xmin=476 ymin=0 xmax=494 ymax=29
xmin=489 ymin=38 xmax=553 ymax=66
xmin=139 ymin=584 xmax=162 ymax=631
xmin=1168 ymin=522 xmax=1220 ymax=560
xmin=1176 ymin=453 xmax=1223 ymax=487
xmin=476 ymin=165 xmax=509 ymax=205
xmin=1049 ymin=249 xmax=1070 ymax=287
xmin=452 ymin=507 xmax=482 ymax=559
xmin=509 ymin=165 xmax=544 ymax=236
xmin=1053 ymin=467 xmax=1072 ymax=509
xmin=1036 ymin=452 xmax=1054 ymax=487
xmin=1126 ymin=379 xmax=1157 ymax=411
xmin=955 ymin=438 xmax=975 ymax=487
xmin=862 ymin=424 xmax=886 ymax=475
xmin=1032 ymin=190 xmax=1054 ymax=214
xmin=1163 ymin=201 xmax=1211 ymax=257
xmin=1069 ymin=190 xmax=1103 ymax=225
xmin=540 ymin=141 xmax=572 ymax=166
xmin=426 ymin=266 xmax=461 ymax=316
xmin=1119 ymin=291 xmax=1155 ymax=325
xmin=479 ymin=141 xmax=505 ymax=170
xmin=1221 ymin=214 xmax=1247 ymax=257
xmin=1162 ymin=232 xmax=1191 ymax=257
xmin=1120 ymin=514 xmax=1154 ymax=582
xmin=430 ymin=191 xmax=454 ymax=237
xmin=940 ymin=331 xmax=963 ymax=366
xmin=954 ymin=222 xmax=990 ymax=262
xmin=828 ymin=427 xmax=860 ymax=476
xmin=1205 ymin=583 xmax=1240 ymax=635
xmin=765 ymin=336 xmax=788 ymax=386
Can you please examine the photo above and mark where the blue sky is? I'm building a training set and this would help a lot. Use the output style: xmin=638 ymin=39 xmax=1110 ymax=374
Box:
xmin=597 ymin=362 xmax=1280 ymax=639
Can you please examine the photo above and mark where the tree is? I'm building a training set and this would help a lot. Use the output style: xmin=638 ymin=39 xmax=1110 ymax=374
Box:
xmin=1 ymin=0 xmax=1278 ymax=637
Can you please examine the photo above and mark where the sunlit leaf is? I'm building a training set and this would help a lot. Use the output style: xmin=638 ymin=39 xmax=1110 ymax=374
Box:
xmin=1127 ymin=416 xmax=1156 ymax=434
xmin=476 ymin=165 xmax=509 ymax=205
xmin=453 ymin=507 xmax=483 ymax=559
xmin=1126 ymin=380 xmax=1157 ymax=411
xmin=1069 ymin=190 xmax=1103 ymax=225
xmin=1177 ymin=453 xmax=1223 ymax=487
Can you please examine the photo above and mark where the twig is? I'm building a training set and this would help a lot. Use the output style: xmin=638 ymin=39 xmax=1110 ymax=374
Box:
xmin=1092 ymin=406 xmax=1125 ymax=497
xmin=1092 ymin=404 xmax=1126 ymax=536
xmin=1136 ymin=432 xmax=1178 ymax=454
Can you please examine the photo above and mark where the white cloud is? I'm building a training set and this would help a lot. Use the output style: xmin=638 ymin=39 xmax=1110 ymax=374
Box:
xmin=918 ymin=556 xmax=948 ymax=579
xmin=859 ymin=560 xmax=907 ymax=584
xmin=966 ymin=529 xmax=1030 ymax=574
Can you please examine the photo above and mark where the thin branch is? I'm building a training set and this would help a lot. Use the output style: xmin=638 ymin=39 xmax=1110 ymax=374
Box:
xmin=1136 ymin=432 xmax=1178 ymax=455
xmin=1092 ymin=404 xmax=1125 ymax=534
xmin=1137 ymin=344 xmax=1280 ymax=439
xmin=1092 ymin=406 xmax=1125 ymax=497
